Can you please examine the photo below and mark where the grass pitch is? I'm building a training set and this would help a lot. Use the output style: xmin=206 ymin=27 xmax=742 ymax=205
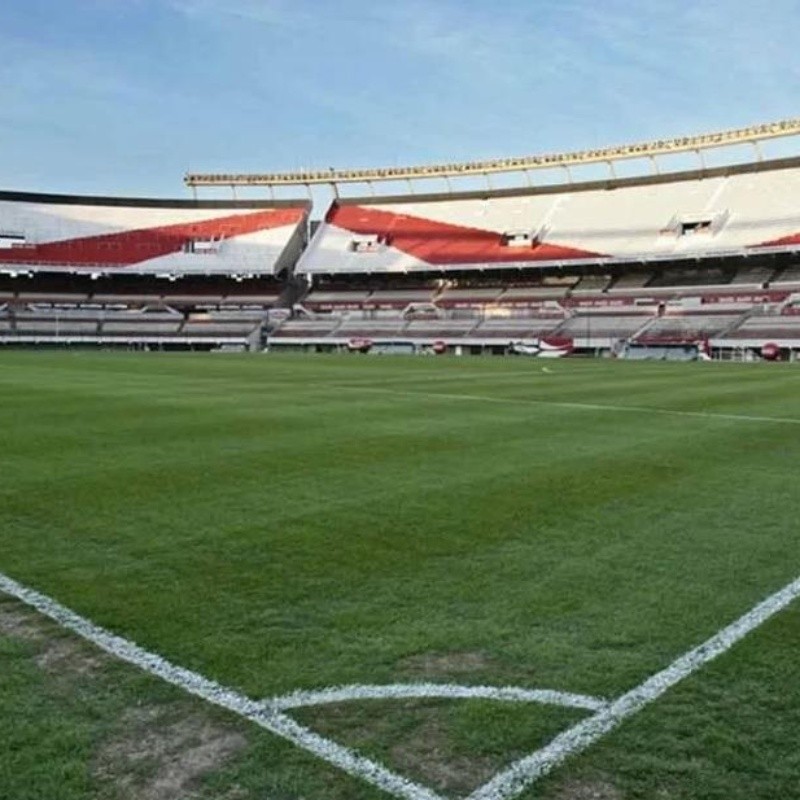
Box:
xmin=1 ymin=351 xmax=799 ymax=799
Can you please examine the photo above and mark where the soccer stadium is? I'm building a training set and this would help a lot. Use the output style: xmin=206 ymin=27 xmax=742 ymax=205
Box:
xmin=4 ymin=121 xmax=800 ymax=361
xmin=2 ymin=116 xmax=800 ymax=800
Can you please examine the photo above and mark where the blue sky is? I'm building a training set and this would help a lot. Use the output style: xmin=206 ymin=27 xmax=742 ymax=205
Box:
xmin=1 ymin=0 xmax=799 ymax=202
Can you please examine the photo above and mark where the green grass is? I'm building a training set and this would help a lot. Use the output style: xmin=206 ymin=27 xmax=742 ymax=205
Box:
xmin=1 ymin=351 xmax=799 ymax=798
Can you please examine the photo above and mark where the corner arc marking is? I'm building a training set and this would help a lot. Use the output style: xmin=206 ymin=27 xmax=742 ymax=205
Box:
xmin=268 ymin=682 xmax=606 ymax=712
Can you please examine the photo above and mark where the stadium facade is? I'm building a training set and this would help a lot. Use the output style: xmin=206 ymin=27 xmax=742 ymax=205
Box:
xmin=3 ymin=122 xmax=800 ymax=358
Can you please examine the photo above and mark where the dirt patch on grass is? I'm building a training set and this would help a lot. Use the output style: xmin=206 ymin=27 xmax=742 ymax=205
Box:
xmin=33 ymin=635 xmax=106 ymax=675
xmin=0 ymin=597 xmax=105 ymax=675
xmin=95 ymin=705 xmax=247 ymax=800
xmin=389 ymin=714 xmax=497 ymax=796
xmin=553 ymin=778 xmax=624 ymax=800
xmin=398 ymin=650 xmax=496 ymax=679
xmin=0 ymin=599 xmax=46 ymax=641
xmin=297 ymin=699 xmax=502 ymax=796
xmin=1 ymin=597 xmax=247 ymax=798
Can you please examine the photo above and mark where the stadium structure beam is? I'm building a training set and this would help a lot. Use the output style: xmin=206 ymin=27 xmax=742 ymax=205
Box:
xmin=185 ymin=118 xmax=800 ymax=189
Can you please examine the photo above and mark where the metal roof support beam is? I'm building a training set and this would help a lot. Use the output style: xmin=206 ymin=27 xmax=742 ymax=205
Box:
xmin=183 ymin=118 xmax=800 ymax=189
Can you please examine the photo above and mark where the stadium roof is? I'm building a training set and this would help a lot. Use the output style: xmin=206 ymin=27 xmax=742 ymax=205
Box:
xmin=185 ymin=118 xmax=800 ymax=190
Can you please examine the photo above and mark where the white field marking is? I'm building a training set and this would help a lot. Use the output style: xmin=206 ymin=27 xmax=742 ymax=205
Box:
xmin=2 ymin=567 xmax=799 ymax=800
xmin=348 ymin=385 xmax=800 ymax=426
xmin=466 ymin=573 xmax=800 ymax=800
xmin=270 ymin=683 xmax=607 ymax=712
xmin=0 ymin=571 xmax=443 ymax=800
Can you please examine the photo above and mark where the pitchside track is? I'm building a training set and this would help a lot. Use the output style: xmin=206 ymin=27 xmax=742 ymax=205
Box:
xmin=1 ymin=352 xmax=800 ymax=799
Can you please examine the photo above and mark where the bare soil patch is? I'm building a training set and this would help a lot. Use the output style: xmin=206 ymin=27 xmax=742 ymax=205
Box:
xmin=553 ymin=778 xmax=624 ymax=800
xmin=297 ymin=699 xmax=505 ymax=796
xmin=388 ymin=713 xmax=497 ymax=795
xmin=0 ymin=599 xmax=46 ymax=641
xmin=0 ymin=597 xmax=105 ymax=675
xmin=0 ymin=597 xmax=248 ymax=799
xmin=34 ymin=635 xmax=107 ymax=675
xmin=398 ymin=650 xmax=496 ymax=679
xmin=94 ymin=705 xmax=247 ymax=800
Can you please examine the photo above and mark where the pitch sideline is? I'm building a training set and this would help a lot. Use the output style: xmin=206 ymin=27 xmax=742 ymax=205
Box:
xmin=346 ymin=385 xmax=800 ymax=426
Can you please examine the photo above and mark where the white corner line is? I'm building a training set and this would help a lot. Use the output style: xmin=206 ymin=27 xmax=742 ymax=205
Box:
xmin=269 ymin=683 xmax=607 ymax=712
xmin=466 ymin=573 xmax=800 ymax=800
xmin=0 ymin=571 xmax=444 ymax=800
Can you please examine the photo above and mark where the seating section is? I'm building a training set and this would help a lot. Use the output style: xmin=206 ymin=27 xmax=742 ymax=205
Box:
xmin=556 ymin=314 xmax=653 ymax=340
xmin=0 ymin=191 xmax=310 ymax=276
xmin=7 ymin=159 xmax=800 ymax=352
xmin=368 ymin=289 xmax=434 ymax=305
xmin=636 ymin=314 xmax=743 ymax=342
xmin=102 ymin=320 xmax=183 ymax=336
xmin=609 ymin=272 xmax=653 ymax=290
xmin=5 ymin=272 xmax=800 ymax=349
xmin=15 ymin=319 xmax=100 ymax=335
xmin=647 ymin=269 xmax=730 ymax=288
xmin=730 ymin=266 xmax=775 ymax=286
xmin=723 ymin=316 xmax=800 ymax=341
xmin=773 ymin=265 xmax=800 ymax=285
xmin=302 ymin=283 xmax=579 ymax=310
xmin=303 ymin=290 xmax=371 ymax=308
xmin=271 ymin=266 xmax=800 ymax=348
xmin=222 ymin=294 xmax=283 ymax=306
xmin=0 ymin=276 xmax=282 ymax=310
xmin=572 ymin=275 xmax=611 ymax=292
xmin=0 ymin=298 xmax=268 ymax=344
xmin=16 ymin=292 xmax=91 ymax=304
xmin=473 ymin=317 xmax=564 ymax=339
xmin=181 ymin=321 xmax=257 ymax=337
xmin=297 ymin=163 xmax=800 ymax=274
xmin=437 ymin=287 xmax=504 ymax=304
xmin=272 ymin=319 xmax=342 ymax=337
xmin=500 ymin=285 xmax=571 ymax=300
xmin=404 ymin=320 xmax=477 ymax=337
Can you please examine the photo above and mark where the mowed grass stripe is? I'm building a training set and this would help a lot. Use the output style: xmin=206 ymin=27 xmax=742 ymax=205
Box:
xmin=3 ymin=352 xmax=799 ymax=419
xmin=1 ymin=354 xmax=797 ymax=685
